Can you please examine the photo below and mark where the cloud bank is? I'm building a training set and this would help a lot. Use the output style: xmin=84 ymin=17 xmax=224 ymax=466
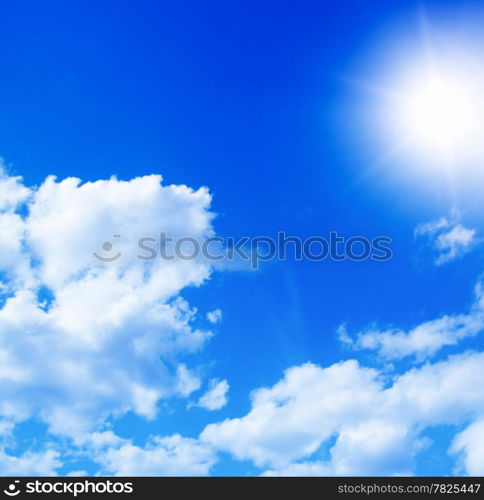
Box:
xmin=0 ymin=166 xmax=219 ymax=474
xmin=1 ymin=164 xmax=483 ymax=477
xmin=202 ymin=353 xmax=484 ymax=475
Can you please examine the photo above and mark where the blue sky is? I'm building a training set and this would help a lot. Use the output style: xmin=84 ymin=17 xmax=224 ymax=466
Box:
xmin=0 ymin=0 xmax=484 ymax=476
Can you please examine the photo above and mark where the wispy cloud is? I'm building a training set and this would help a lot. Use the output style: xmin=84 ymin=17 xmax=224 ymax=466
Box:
xmin=337 ymin=281 xmax=484 ymax=361
xmin=206 ymin=309 xmax=222 ymax=325
xmin=197 ymin=379 xmax=229 ymax=411
xmin=415 ymin=213 xmax=477 ymax=265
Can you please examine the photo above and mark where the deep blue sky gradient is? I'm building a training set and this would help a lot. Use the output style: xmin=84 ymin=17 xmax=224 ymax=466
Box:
xmin=1 ymin=0 xmax=483 ymax=475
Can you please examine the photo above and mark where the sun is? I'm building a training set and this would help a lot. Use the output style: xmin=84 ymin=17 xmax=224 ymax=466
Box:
xmin=396 ymin=68 xmax=478 ymax=160
xmin=356 ymin=18 xmax=484 ymax=176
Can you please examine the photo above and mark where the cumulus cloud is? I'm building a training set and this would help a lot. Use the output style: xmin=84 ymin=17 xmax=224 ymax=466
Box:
xmin=201 ymin=352 xmax=484 ymax=475
xmin=0 ymin=167 xmax=220 ymax=472
xmin=202 ymin=360 xmax=381 ymax=469
xmin=450 ymin=420 xmax=484 ymax=476
xmin=415 ymin=215 xmax=477 ymax=265
xmin=3 ymin=164 xmax=484 ymax=477
xmin=92 ymin=434 xmax=217 ymax=476
xmin=197 ymin=379 xmax=229 ymax=411
xmin=0 ymin=163 xmax=31 ymax=211
xmin=337 ymin=281 xmax=484 ymax=361
xmin=0 ymin=448 xmax=61 ymax=476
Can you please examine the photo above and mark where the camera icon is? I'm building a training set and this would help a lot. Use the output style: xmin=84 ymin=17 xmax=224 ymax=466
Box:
xmin=4 ymin=480 xmax=20 ymax=496
xmin=93 ymin=234 xmax=122 ymax=262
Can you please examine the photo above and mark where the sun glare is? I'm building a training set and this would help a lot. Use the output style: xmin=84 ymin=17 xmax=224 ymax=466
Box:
xmin=359 ymin=19 xmax=484 ymax=175
xmin=397 ymin=69 xmax=479 ymax=159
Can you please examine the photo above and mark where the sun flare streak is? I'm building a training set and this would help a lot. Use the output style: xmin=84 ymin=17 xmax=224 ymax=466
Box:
xmin=356 ymin=18 xmax=484 ymax=180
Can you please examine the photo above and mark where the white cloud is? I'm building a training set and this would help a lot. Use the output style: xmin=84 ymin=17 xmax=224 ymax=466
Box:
xmin=262 ymin=461 xmax=331 ymax=476
xmin=3 ymin=165 xmax=484 ymax=477
xmin=415 ymin=215 xmax=477 ymax=265
xmin=0 ymin=168 xmax=34 ymax=288
xmin=0 ymin=169 xmax=218 ymax=451
xmin=263 ymin=421 xmax=426 ymax=476
xmin=338 ymin=281 xmax=484 ymax=361
xmin=197 ymin=379 xmax=229 ymax=411
xmin=66 ymin=470 xmax=88 ymax=477
xmin=0 ymin=448 xmax=61 ymax=476
xmin=176 ymin=364 xmax=203 ymax=398
xmin=93 ymin=434 xmax=216 ymax=476
xmin=207 ymin=309 xmax=222 ymax=325
xmin=201 ymin=360 xmax=382 ymax=468
xmin=0 ymin=163 xmax=31 ymax=211
xmin=336 ymin=324 xmax=353 ymax=346
xmin=450 ymin=420 xmax=484 ymax=475
xmin=264 ymin=422 xmax=421 ymax=477
xmin=201 ymin=351 xmax=484 ymax=475
xmin=435 ymin=225 xmax=476 ymax=264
